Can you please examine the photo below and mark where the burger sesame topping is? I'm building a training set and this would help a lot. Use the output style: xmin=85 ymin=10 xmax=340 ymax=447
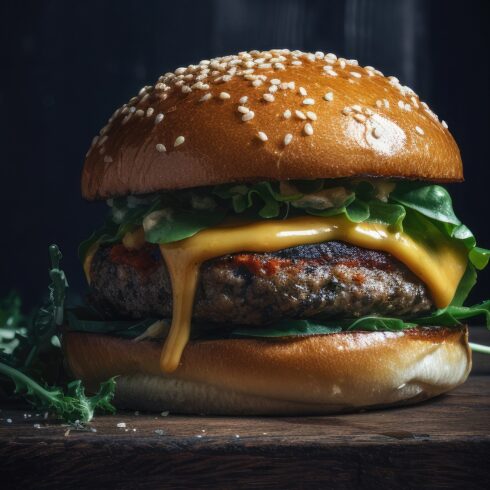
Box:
xmin=283 ymin=133 xmax=293 ymax=146
xmin=304 ymin=123 xmax=314 ymax=136
xmin=442 ymin=120 xmax=448 ymax=129
xmin=295 ymin=110 xmax=307 ymax=120
xmin=174 ymin=136 xmax=185 ymax=147
xmin=199 ymin=93 xmax=212 ymax=102
xmin=88 ymin=49 xmax=448 ymax=155
xmin=242 ymin=111 xmax=255 ymax=122
xmin=156 ymin=143 xmax=166 ymax=152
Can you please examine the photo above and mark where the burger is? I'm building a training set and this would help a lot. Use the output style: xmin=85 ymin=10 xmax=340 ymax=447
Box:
xmin=63 ymin=49 xmax=489 ymax=414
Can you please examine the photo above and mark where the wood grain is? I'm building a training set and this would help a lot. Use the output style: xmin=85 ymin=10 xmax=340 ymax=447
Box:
xmin=1 ymin=328 xmax=489 ymax=489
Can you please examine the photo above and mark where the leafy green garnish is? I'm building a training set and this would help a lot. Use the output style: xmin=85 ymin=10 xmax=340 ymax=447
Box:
xmin=231 ymin=319 xmax=342 ymax=338
xmin=0 ymin=362 xmax=116 ymax=423
xmin=0 ymin=245 xmax=118 ymax=422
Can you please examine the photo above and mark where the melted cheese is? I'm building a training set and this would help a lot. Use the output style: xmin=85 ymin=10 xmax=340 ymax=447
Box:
xmin=159 ymin=215 xmax=467 ymax=372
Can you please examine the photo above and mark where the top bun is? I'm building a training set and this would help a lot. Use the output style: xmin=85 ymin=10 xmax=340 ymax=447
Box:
xmin=82 ymin=49 xmax=462 ymax=200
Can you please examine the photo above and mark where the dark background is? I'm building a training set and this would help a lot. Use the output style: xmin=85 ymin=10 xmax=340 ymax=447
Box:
xmin=1 ymin=0 xmax=489 ymax=308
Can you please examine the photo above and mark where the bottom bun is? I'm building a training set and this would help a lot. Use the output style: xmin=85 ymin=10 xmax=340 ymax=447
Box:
xmin=62 ymin=326 xmax=471 ymax=415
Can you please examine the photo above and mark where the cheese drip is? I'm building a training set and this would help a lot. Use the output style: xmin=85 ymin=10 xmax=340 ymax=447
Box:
xmin=158 ymin=215 xmax=467 ymax=372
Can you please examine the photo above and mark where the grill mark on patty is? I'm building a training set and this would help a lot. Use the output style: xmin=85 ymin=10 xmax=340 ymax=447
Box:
xmin=88 ymin=241 xmax=434 ymax=324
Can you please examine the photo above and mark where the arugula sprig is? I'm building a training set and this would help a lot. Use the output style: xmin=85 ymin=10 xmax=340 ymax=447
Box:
xmin=0 ymin=245 xmax=116 ymax=423
xmin=0 ymin=362 xmax=115 ymax=423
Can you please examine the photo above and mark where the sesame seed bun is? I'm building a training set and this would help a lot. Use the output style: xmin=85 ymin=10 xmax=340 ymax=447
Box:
xmin=62 ymin=326 xmax=471 ymax=415
xmin=82 ymin=49 xmax=462 ymax=200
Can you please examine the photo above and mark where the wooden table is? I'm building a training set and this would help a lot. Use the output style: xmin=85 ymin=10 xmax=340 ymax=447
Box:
xmin=1 ymin=328 xmax=489 ymax=489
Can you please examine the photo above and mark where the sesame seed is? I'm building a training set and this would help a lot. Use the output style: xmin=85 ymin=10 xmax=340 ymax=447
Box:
xmin=295 ymin=110 xmax=307 ymax=120
xmin=252 ymin=79 xmax=263 ymax=87
xmin=291 ymin=60 xmax=302 ymax=66
xmin=263 ymin=93 xmax=275 ymax=102
xmin=199 ymin=93 xmax=212 ymax=102
xmin=258 ymin=63 xmax=272 ymax=69
xmin=135 ymin=109 xmax=144 ymax=117
xmin=325 ymin=69 xmax=338 ymax=77
xmin=268 ymin=85 xmax=278 ymax=93
xmin=156 ymin=143 xmax=166 ymax=152
xmin=306 ymin=111 xmax=317 ymax=121
xmin=299 ymin=87 xmax=307 ymax=96
xmin=182 ymin=85 xmax=192 ymax=93
xmin=442 ymin=120 xmax=448 ymax=129
xmin=283 ymin=109 xmax=292 ymax=119
xmin=279 ymin=82 xmax=289 ymax=90
xmin=324 ymin=92 xmax=334 ymax=102
xmin=242 ymin=111 xmax=255 ymax=122
xmin=375 ymin=99 xmax=383 ymax=108
xmin=155 ymin=113 xmax=164 ymax=124
xmin=339 ymin=59 xmax=346 ymax=69
xmin=174 ymin=136 xmax=185 ymax=147
xmin=257 ymin=131 xmax=268 ymax=142
xmin=287 ymin=81 xmax=295 ymax=90
xmin=351 ymin=105 xmax=362 ymax=113
xmin=350 ymin=71 xmax=362 ymax=78
xmin=103 ymin=155 xmax=113 ymax=163
xmin=354 ymin=113 xmax=367 ymax=123
xmin=398 ymin=100 xmax=405 ymax=109
xmin=237 ymin=105 xmax=249 ymax=114
xmin=342 ymin=107 xmax=352 ymax=116
xmin=372 ymin=127 xmax=382 ymax=139
xmin=283 ymin=133 xmax=293 ymax=146
xmin=219 ymin=92 xmax=231 ymax=99
xmin=302 ymin=98 xmax=315 ymax=105
xmin=270 ymin=78 xmax=281 ymax=85
xmin=415 ymin=126 xmax=424 ymax=135
xmin=304 ymin=123 xmax=314 ymax=136
xmin=239 ymin=96 xmax=248 ymax=104
xmin=146 ymin=107 xmax=154 ymax=117
xmin=383 ymin=99 xmax=390 ymax=108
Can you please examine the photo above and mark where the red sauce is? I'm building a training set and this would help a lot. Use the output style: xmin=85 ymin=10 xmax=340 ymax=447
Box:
xmin=109 ymin=244 xmax=160 ymax=274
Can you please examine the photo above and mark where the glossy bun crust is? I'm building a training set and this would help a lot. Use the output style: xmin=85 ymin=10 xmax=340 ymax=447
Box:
xmin=63 ymin=326 xmax=471 ymax=415
xmin=82 ymin=50 xmax=462 ymax=200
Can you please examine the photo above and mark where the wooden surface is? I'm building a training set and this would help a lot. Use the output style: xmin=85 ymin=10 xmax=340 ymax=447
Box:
xmin=1 ymin=328 xmax=489 ymax=489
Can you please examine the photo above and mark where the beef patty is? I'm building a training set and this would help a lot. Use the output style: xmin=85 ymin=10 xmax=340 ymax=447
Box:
xmin=88 ymin=241 xmax=433 ymax=325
